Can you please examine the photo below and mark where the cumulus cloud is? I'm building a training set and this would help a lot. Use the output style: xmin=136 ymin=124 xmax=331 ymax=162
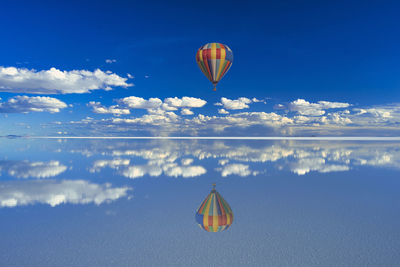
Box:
xmin=105 ymin=59 xmax=117 ymax=64
xmin=274 ymin=104 xmax=285 ymax=110
xmin=71 ymin=110 xmax=293 ymax=136
xmin=218 ymin=109 xmax=229 ymax=114
xmin=181 ymin=108 xmax=194 ymax=115
xmin=0 ymin=96 xmax=67 ymax=113
xmin=291 ymin=110 xmax=353 ymax=126
xmin=118 ymin=96 xmax=162 ymax=109
xmin=0 ymin=180 xmax=131 ymax=207
xmin=88 ymin=101 xmax=130 ymax=115
xmin=252 ymin=98 xmax=266 ymax=103
xmin=215 ymin=97 xmax=266 ymax=110
xmin=289 ymin=99 xmax=350 ymax=116
xmin=87 ymin=96 xmax=206 ymax=117
xmin=0 ymin=160 xmax=67 ymax=178
xmin=181 ymin=158 xmax=194 ymax=165
xmin=191 ymin=112 xmax=293 ymax=130
xmin=66 ymin=96 xmax=400 ymax=136
xmin=344 ymin=105 xmax=400 ymax=128
xmin=354 ymin=108 xmax=393 ymax=119
xmin=112 ymin=111 xmax=179 ymax=125
xmin=0 ymin=66 xmax=132 ymax=94
xmin=218 ymin=159 xmax=229 ymax=165
xmin=164 ymin=97 xmax=206 ymax=108
xmin=216 ymin=97 xmax=252 ymax=110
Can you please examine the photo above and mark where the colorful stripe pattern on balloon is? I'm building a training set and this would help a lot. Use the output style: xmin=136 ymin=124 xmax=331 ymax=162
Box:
xmin=195 ymin=186 xmax=234 ymax=232
xmin=196 ymin=43 xmax=233 ymax=86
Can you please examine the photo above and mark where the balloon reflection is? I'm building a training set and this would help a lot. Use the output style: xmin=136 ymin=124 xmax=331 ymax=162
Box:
xmin=196 ymin=184 xmax=233 ymax=232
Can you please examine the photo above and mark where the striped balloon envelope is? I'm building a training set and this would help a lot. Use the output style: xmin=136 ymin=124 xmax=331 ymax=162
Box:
xmin=196 ymin=43 xmax=233 ymax=91
xmin=195 ymin=184 xmax=234 ymax=232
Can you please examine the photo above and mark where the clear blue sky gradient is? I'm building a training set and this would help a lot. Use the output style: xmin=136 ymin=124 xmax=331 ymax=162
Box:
xmin=1 ymin=0 xmax=400 ymax=135
xmin=2 ymin=0 xmax=400 ymax=102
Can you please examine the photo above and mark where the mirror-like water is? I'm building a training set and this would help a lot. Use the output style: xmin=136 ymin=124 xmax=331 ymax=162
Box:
xmin=0 ymin=139 xmax=399 ymax=266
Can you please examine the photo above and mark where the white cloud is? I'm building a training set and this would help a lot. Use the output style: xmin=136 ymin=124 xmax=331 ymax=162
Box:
xmin=218 ymin=108 xmax=229 ymax=114
xmin=164 ymin=97 xmax=206 ymax=108
xmin=0 ymin=160 xmax=67 ymax=178
xmin=105 ymin=59 xmax=117 ymax=64
xmin=112 ymin=111 xmax=179 ymax=125
xmin=181 ymin=108 xmax=193 ymax=115
xmin=118 ymin=96 xmax=162 ymax=109
xmin=0 ymin=66 xmax=132 ymax=94
xmin=291 ymin=110 xmax=353 ymax=126
xmin=218 ymin=159 xmax=229 ymax=166
xmin=274 ymin=104 xmax=285 ymax=110
xmin=252 ymin=98 xmax=266 ymax=103
xmin=326 ymin=112 xmax=352 ymax=125
xmin=181 ymin=158 xmax=193 ymax=165
xmin=289 ymin=99 xmax=350 ymax=116
xmin=354 ymin=108 xmax=392 ymax=119
xmin=65 ymin=96 xmax=400 ymax=136
xmin=71 ymin=110 xmax=293 ymax=136
xmin=0 ymin=180 xmax=131 ymax=207
xmin=87 ymin=96 xmax=206 ymax=117
xmin=190 ymin=112 xmax=293 ymax=129
xmin=88 ymin=101 xmax=130 ymax=115
xmin=217 ymin=97 xmax=252 ymax=110
xmin=0 ymin=96 xmax=67 ymax=113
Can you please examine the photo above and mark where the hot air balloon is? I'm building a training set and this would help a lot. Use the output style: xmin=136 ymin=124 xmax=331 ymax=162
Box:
xmin=196 ymin=43 xmax=233 ymax=91
xmin=195 ymin=184 xmax=234 ymax=232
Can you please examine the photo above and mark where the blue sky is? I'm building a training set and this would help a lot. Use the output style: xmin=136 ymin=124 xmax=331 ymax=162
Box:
xmin=1 ymin=0 xmax=400 ymax=136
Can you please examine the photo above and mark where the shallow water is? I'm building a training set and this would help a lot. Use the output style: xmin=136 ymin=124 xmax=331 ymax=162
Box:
xmin=0 ymin=138 xmax=399 ymax=266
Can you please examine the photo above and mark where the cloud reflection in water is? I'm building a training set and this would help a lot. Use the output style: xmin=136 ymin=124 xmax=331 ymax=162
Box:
xmin=0 ymin=160 xmax=67 ymax=178
xmin=67 ymin=140 xmax=400 ymax=178
xmin=2 ymin=140 xmax=399 ymax=208
xmin=0 ymin=180 xmax=132 ymax=207
xmin=90 ymin=158 xmax=206 ymax=179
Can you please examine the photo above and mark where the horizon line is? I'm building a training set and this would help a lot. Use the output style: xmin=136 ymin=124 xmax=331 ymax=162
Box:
xmin=17 ymin=136 xmax=400 ymax=141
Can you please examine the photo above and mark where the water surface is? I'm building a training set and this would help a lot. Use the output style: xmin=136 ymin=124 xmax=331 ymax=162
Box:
xmin=0 ymin=138 xmax=399 ymax=266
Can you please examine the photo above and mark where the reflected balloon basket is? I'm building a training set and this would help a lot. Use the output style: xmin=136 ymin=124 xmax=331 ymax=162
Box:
xmin=195 ymin=184 xmax=234 ymax=232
